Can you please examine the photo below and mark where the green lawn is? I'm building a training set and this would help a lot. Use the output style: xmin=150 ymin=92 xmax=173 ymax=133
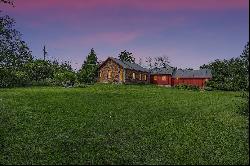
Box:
xmin=0 ymin=85 xmax=249 ymax=165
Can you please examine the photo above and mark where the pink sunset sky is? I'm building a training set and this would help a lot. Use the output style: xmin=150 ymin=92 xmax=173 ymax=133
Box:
xmin=0 ymin=0 xmax=249 ymax=69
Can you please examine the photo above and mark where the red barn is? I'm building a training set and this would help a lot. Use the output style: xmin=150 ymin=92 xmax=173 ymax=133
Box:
xmin=150 ymin=67 xmax=212 ymax=88
xmin=171 ymin=69 xmax=212 ymax=88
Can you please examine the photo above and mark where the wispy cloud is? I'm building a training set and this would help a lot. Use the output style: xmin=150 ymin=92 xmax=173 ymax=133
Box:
xmin=7 ymin=0 xmax=248 ymax=12
xmin=1 ymin=0 xmax=247 ymax=70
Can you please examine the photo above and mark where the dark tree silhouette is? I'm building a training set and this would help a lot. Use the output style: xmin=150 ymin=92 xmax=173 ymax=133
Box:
xmin=154 ymin=56 xmax=170 ymax=68
xmin=138 ymin=57 xmax=142 ymax=66
xmin=0 ymin=0 xmax=14 ymax=6
xmin=118 ymin=50 xmax=135 ymax=63
xmin=145 ymin=56 xmax=153 ymax=69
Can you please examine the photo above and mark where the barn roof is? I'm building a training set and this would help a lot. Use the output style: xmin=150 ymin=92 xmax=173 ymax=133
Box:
xmin=108 ymin=57 xmax=149 ymax=72
xmin=150 ymin=65 xmax=175 ymax=75
xmin=172 ymin=69 xmax=212 ymax=78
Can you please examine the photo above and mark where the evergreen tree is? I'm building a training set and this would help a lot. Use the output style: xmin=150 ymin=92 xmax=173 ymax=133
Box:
xmin=78 ymin=48 xmax=98 ymax=83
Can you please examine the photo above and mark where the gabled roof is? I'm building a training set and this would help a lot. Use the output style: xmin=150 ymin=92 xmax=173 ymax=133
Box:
xmin=172 ymin=69 xmax=212 ymax=78
xmin=150 ymin=65 xmax=175 ymax=75
xmin=99 ymin=57 xmax=212 ymax=78
xmin=100 ymin=57 xmax=149 ymax=72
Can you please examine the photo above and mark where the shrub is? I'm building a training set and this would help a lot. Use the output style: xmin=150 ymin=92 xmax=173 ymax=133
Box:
xmin=30 ymin=78 xmax=56 ymax=87
xmin=54 ymin=71 xmax=76 ymax=87
xmin=24 ymin=60 xmax=54 ymax=82
xmin=237 ymin=92 xmax=249 ymax=117
xmin=187 ymin=85 xmax=200 ymax=91
xmin=174 ymin=84 xmax=200 ymax=91
xmin=0 ymin=68 xmax=14 ymax=88
xmin=13 ymin=71 xmax=30 ymax=86
xmin=74 ymin=83 xmax=88 ymax=88
xmin=204 ymin=86 xmax=213 ymax=91
xmin=0 ymin=68 xmax=30 ymax=88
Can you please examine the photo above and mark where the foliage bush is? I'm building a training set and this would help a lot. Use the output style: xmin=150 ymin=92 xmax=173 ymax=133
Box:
xmin=0 ymin=68 xmax=14 ymax=87
xmin=204 ymin=86 xmax=213 ymax=91
xmin=54 ymin=71 xmax=76 ymax=87
xmin=174 ymin=84 xmax=200 ymax=91
xmin=201 ymin=42 xmax=249 ymax=91
xmin=30 ymin=78 xmax=56 ymax=87
xmin=0 ymin=68 xmax=30 ymax=88
xmin=237 ymin=92 xmax=249 ymax=117
xmin=73 ymin=83 xmax=88 ymax=88
xmin=13 ymin=70 xmax=30 ymax=86
xmin=24 ymin=60 xmax=54 ymax=82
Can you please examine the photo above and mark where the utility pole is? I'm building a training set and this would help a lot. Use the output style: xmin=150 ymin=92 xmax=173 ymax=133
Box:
xmin=43 ymin=45 xmax=48 ymax=61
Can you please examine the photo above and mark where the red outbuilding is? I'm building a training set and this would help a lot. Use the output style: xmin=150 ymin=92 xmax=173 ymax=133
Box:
xmin=150 ymin=65 xmax=175 ymax=86
xmin=150 ymin=67 xmax=212 ymax=88
xmin=171 ymin=69 xmax=212 ymax=88
xmin=98 ymin=57 xmax=212 ymax=88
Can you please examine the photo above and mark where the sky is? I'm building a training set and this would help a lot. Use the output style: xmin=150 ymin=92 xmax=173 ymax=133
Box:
xmin=0 ymin=0 xmax=249 ymax=70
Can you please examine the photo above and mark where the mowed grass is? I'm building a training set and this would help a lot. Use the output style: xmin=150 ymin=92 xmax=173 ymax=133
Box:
xmin=0 ymin=85 xmax=248 ymax=165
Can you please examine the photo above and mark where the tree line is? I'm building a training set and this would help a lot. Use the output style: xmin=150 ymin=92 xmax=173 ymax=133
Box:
xmin=0 ymin=0 xmax=249 ymax=90
xmin=200 ymin=42 xmax=249 ymax=91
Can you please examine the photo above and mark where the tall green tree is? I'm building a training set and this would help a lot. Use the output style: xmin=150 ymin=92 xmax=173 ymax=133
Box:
xmin=118 ymin=50 xmax=135 ymax=63
xmin=0 ymin=14 xmax=32 ymax=69
xmin=240 ymin=42 xmax=249 ymax=90
xmin=0 ymin=3 xmax=33 ymax=87
xmin=78 ymin=48 xmax=98 ymax=83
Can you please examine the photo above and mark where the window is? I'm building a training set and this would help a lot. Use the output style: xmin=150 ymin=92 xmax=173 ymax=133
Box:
xmin=132 ymin=73 xmax=136 ymax=79
xmin=108 ymin=71 xmax=112 ymax=79
xmin=99 ymin=71 xmax=102 ymax=78
xmin=144 ymin=75 xmax=147 ymax=81
xmin=139 ymin=74 xmax=142 ymax=80
xmin=162 ymin=76 xmax=166 ymax=81
xmin=154 ymin=76 xmax=157 ymax=81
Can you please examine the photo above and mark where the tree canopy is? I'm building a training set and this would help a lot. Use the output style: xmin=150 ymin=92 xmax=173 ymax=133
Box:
xmin=118 ymin=50 xmax=135 ymax=63
xmin=0 ymin=14 xmax=32 ymax=69
xmin=78 ymin=48 xmax=99 ymax=83
xmin=154 ymin=56 xmax=170 ymax=68
xmin=200 ymin=42 xmax=249 ymax=91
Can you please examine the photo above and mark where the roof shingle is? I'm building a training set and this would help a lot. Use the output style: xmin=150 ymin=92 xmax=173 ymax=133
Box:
xmin=100 ymin=57 xmax=212 ymax=78
xmin=109 ymin=57 xmax=149 ymax=72
xmin=150 ymin=65 xmax=175 ymax=75
xmin=172 ymin=69 xmax=212 ymax=78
